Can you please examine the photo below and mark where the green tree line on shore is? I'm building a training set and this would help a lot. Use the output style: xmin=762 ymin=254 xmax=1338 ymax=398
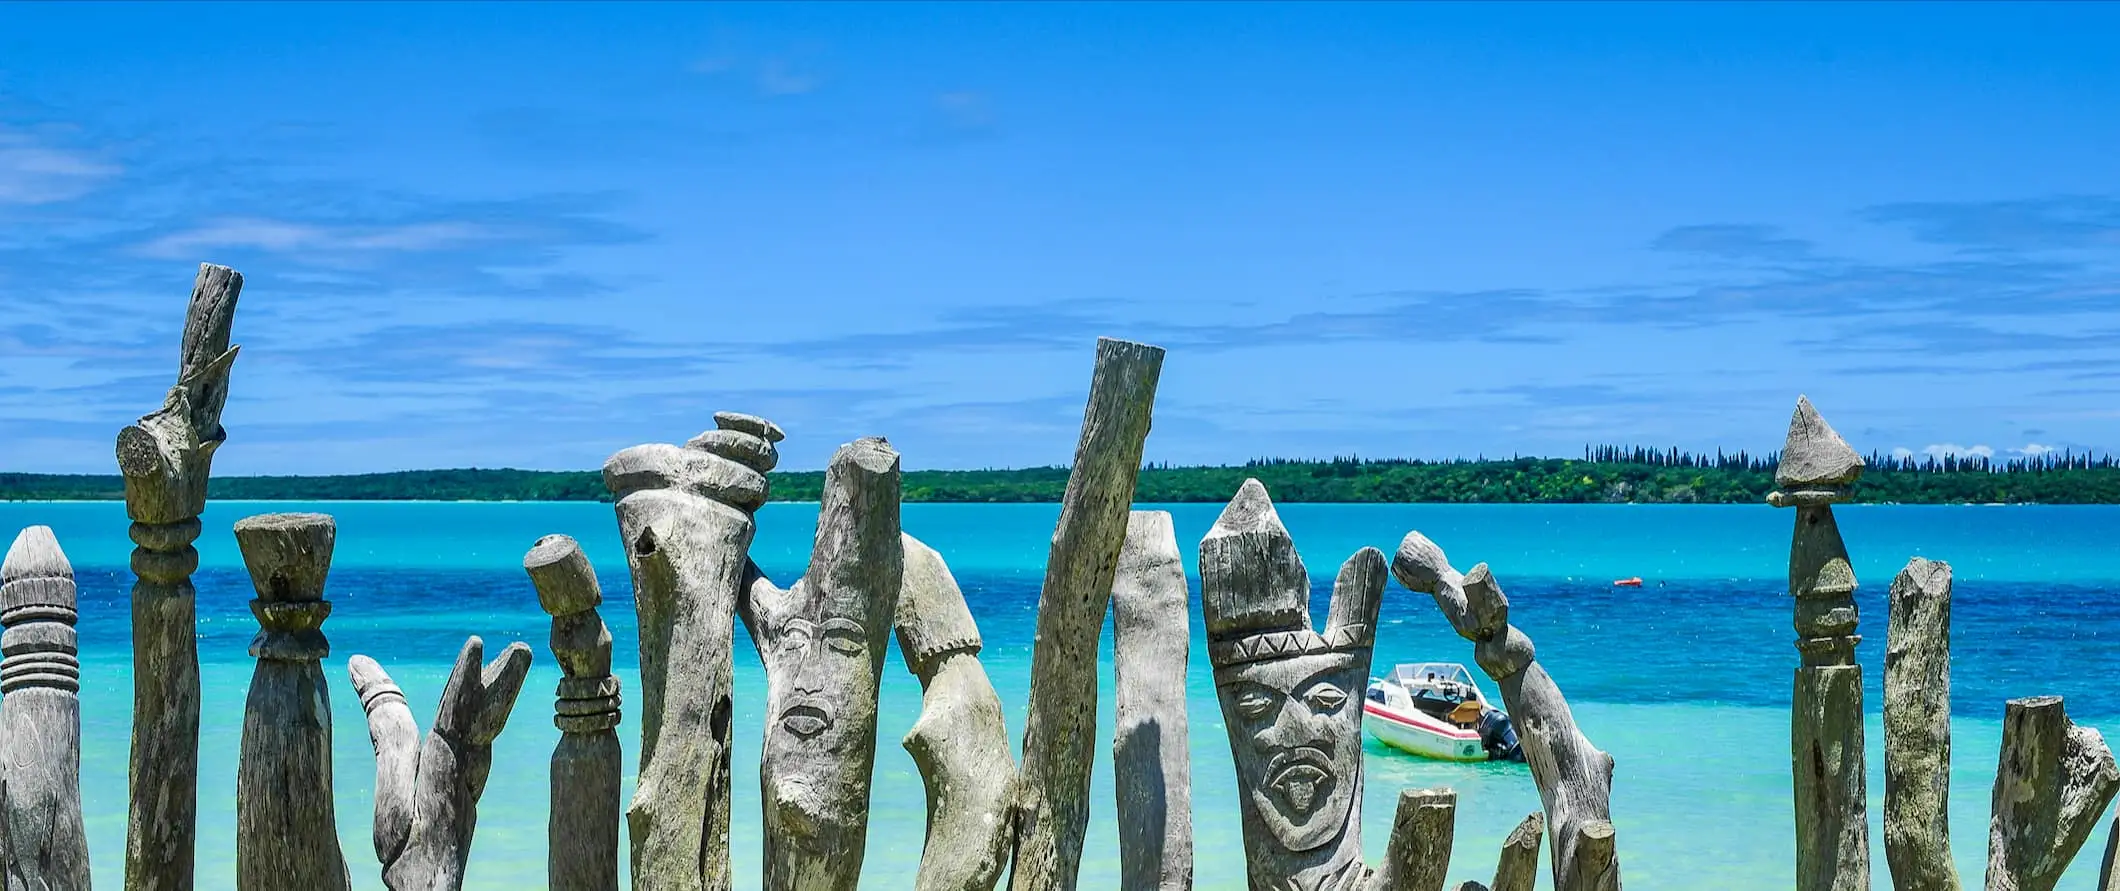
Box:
xmin=5 ymin=446 xmax=2117 ymax=504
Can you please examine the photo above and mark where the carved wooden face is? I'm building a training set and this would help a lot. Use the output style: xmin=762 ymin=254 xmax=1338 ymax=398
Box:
xmin=770 ymin=602 xmax=874 ymax=750
xmin=1216 ymin=650 xmax=1364 ymax=852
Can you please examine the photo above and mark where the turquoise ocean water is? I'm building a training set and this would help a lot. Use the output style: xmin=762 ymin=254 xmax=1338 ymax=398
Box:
xmin=5 ymin=500 xmax=2118 ymax=889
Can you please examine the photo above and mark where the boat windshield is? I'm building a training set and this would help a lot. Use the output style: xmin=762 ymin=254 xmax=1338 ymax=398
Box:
xmin=1387 ymin=662 xmax=1475 ymax=688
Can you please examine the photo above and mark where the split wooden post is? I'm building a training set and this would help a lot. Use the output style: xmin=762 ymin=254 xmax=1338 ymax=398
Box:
xmin=1488 ymin=812 xmax=1545 ymax=891
xmin=1884 ymin=557 xmax=1957 ymax=891
xmin=116 ymin=262 xmax=241 ymax=891
xmin=527 ymin=534 xmax=624 ymax=891
xmin=605 ymin=411 xmax=781 ymax=890
xmin=1372 ymin=788 xmax=1458 ymax=891
xmin=739 ymin=438 xmax=903 ymax=891
xmin=350 ymin=638 xmax=534 ymax=890
xmin=1985 ymin=696 xmax=2120 ymax=891
xmin=1200 ymin=480 xmax=1386 ymax=891
xmin=1392 ymin=533 xmax=1619 ymax=891
xmin=1112 ymin=510 xmax=1193 ymax=891
xmin=894 ymin=535 xmax=1016 ymax=891
xmin=1011 ymin=337 xmax=1164 ymax=891
xmin=1769 ymin=396 xmax=1869 ymax=891
xmin=232 ymin=512 xmax=351 ymax=891
xmin=2 ymin=526 xmax=91 ymax=890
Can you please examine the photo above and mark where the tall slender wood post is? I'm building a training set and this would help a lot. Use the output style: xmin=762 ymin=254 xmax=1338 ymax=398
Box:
xmin=1200 ymin=480 xmax=1385 ymax=891
xmin=350 ymin=637 xmax=534 ymax=890
xmin=1011 ymin=337 xmax=1163 ymax=891
xmin=606 ymin=411 xmax=780 ymax=891
xmin=527 ymin=534 xmax=623 ymax=891
xmin=1112 ymin=510 xmax=1192 ymax=891
xmin=894 ymin=534 xmax=1016 ymax=891
xmin=117 ymin=262 xmax=241 ymax=891
xmin=1488 ymin=812 xmax=1545 ymax=891
xmin=1392 ymin=533 xmax=1618 ymax=891
xmin=1372 ymin=788 xmax=1457 ymax=891
xmin=232 ymin=512 xmax=350 ymax=891
xmin=2 ymin=526 xmax=91 ymax=890
xmin=1768 ymin=397 xmax=1868 ymax=891
xmin=1985 ymin=696 xmax=2119 ymax=891
xmin=739 ymin=438 xmax=903 ymax=891
xmin=1883 ymin=557 xmax=1956 ymax=891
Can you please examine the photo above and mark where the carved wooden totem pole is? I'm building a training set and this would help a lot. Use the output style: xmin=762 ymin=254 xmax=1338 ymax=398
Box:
xmin=604 ymin=410 xmax=781 ymax=890
xmin=2 ymin=526 xmax=91 ymax=891
xmin=1768 ymin=397 xmax=1868 ymax=891
xmin=350 ymin=637 xmax=533 ymax=891
xmin=739 ymin=437 xmax=903 ymax=891
xmin=894 ymin=534 xmax=1016 ymax=891
xmin=232 ymin=512 xmax=351 ymax=891
xmin=527 ymin=534 xmax=624 ymax=891
xmin=1199 ymin=479 xmax=1385 ymax=891
xmin=117 ymin=262 xmax=241 ymax=891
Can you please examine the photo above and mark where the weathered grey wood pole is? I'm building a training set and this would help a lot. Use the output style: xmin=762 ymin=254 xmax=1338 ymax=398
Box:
xmin=1371 ymin=788 xmax=1457 ymax=891
xmin=1200 ymin=480 xmax=1385 ymax=891
xmin=349 ymin=637 xmax=534 ymax=890
xmin=1112 ymin=509 xmax=1193 ymax=891
xmin=737 ymin=438 xmax=902 ymax=891
xmin=232 ymin=512 xmax=351 ymax=891
xmin=2101 ymin=820 xmax=2120 ymax=891
xmin=526 ymin=534 xmax=623 ymax=891
xmin=1488 ymin=812 xmax=1545 ymax=891
xmin=1011 ymin=337 xmax=1164 ymax=891
xmin=1984 ymin=696 xmax=2120 ymax=891
xmin=1768 ymin=396 xmax=1869 ymax=891
xmin=894 ymin=535 xmax=1016 ymax=891
xmin=1884 ymin=557 xmax=1956 ymax=891
xmin=605 ymin=411 xmax=781 ymax=891
xmin=117 ymin=262 xmax=241 ymax=891
xmin=1392 ymin=533 xmax=1619 ymax=891
xmin=2 ymin=526 xmax=90 ymax=891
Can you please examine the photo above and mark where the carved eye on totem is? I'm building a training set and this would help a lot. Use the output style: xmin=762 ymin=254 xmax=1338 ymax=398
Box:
xmin=821 ymin=617 xmax=866 ymax=656
xmin=1235 ymin=686 xmax=1278 ymax=720
xmin=779 ymin=618 xmax=815 ymax=652
xmin=1303 ymin=683 xmax=1348 ymax=714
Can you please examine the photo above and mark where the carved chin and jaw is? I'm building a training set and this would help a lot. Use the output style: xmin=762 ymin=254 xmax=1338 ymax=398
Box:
xmin=1219 ymin=651 xmax=1363 ymax=852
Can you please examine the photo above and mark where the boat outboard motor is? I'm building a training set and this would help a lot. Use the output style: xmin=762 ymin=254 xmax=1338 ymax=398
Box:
xmin=1478 ymin=708 xmax=1524 ymax=762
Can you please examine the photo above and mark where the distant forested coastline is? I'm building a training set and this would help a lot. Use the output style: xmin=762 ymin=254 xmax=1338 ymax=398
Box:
xmin=6 ymin=446 xmax=2118 ymax=504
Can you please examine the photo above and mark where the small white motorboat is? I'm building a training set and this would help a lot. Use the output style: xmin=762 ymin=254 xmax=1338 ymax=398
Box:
xmin=1363 ymin=662 xmax=1523 ymax=763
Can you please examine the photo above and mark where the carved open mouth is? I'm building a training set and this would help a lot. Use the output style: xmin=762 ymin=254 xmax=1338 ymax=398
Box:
xmin=779 ymin=703 xmax=833 ymax=739
xmin=1265 ymin=748 xmax=1336 ymax=817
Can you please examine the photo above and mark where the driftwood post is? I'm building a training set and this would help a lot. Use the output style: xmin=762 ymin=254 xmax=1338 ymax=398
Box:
xmin=1372 ymin=788 xmax=1457 ymax=891
xmin=232 ymin=512 xmax=351 ymax=891
xmin=1884 ymin=557 xmax=1956 ymax=891
xmin=526 ymin=534 xmax=624 ymax=891
xmin=895 ymin=535 xmax=1016 ymax=891
xmin=117 ymin=262 xmax=241 ymax=891
xmin=605 ymin=410 xmax=781 ymax=890
xmin=1011 ymin=337 xmax=1164 ymax=891
xmin=1112 ymin=510 xmax=1193 ymax=891
xmin=1486 ymin=812 xmax=1545 ymax=891
xmin=1984 ymin=696 xmax=2120 ymax=891
xmin=738 ymin=438 xmax=903 ymax=891
xmin=2 ymin=526 xmax=90 ymax=890
xmin=1200 ymin=479 xmax=1385 ymax=891
xmin=1392 ymin=533 xmax=1619 ymax=891
xmin=1768 ymin=396 xmax=1868 ymax=891
xmin=349 ymin=637 xmax=534 ymax=890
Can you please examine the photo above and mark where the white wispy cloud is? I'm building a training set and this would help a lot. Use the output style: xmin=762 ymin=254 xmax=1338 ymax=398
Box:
xmin=0 ymin=131 xmax=119 ymax=205
xmin=136 ymin=218 xmax=495 ymax=259
xmin=2010 ymin=443 xmax=2056 ymax=457
xmin=1921 ymin=443 xmax=1995 ymax=459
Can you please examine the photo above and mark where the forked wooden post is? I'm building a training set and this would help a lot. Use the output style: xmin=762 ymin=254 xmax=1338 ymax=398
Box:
xmin=1392 ymin=533 xmax=1618 ymax=891
xmin=1985 ymin=696 xmax=2120 ymax=891
xmin=604 ymin=411 xmax=781 ymax=890
xmin=116 ymin=262 xmax=241 ymax=891
xmin=738 ymin=437 xmax=903 ymax=891
xmin=1768 ymin=396 xmax=1869 ymax=891
xmin=1884 ymin=557 xmax=1956 ymax=891
xmin=1 ymin=526 xmax=91 ymax=891
xmin=1200 ymin=480 xmax=1385 ymax=890
xmin=232 ymin=512 xmax=351 ymax=891
xmin=350 ymin=637 xmax=534 ymax=890
xmin=1011 ymin=337 xmax=1164 ymax=891
xmin=527 ymin=534 xmax=624 ymax=891
xmin=894 ymin=534 xmax=1016 ymax=891
xmin=1112 ymin=510 xmax=1193 ymax=891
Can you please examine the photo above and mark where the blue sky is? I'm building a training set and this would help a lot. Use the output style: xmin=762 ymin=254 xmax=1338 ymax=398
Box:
xmin=2 ymin=2 xmax=2117 ymax=473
